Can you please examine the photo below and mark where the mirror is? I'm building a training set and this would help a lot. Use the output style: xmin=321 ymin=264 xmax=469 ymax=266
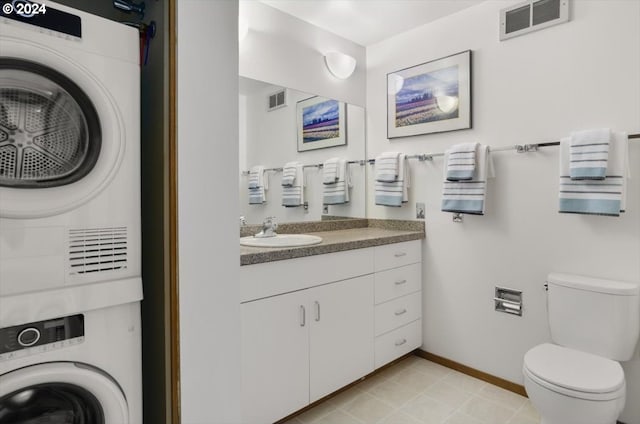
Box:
xmin=239 ymin=77 xmax=367 ymax=225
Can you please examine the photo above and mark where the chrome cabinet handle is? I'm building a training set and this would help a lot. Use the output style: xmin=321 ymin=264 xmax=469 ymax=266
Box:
xmin=300 ymin=305 xmax=306 ymax=327
xmin=394 ymin=308 xmax=407 ymax=316
xmin=314 ymin=301 xmax=320 ymax=322
xmin=394 ymin=252 xmax=407 ymax=258
xmin=395 ymin=338 xmax=407 ymax=346
xmin=394 ymin=279 xmax=407 ymax=285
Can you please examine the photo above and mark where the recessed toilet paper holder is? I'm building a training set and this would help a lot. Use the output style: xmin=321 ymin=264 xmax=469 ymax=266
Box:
xmin=494 ymin=286 xmax=523 ymax=316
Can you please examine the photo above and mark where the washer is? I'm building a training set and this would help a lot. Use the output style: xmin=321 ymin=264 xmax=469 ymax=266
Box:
xmin=0 ymin=1 xmax=141 ymax=297
xmin=0 ymin=279 xmax=143 ymax=423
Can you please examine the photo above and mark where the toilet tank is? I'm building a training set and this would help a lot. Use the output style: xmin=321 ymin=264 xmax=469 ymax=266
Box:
xmin=548 ymin=273 xmax=640 ymax=361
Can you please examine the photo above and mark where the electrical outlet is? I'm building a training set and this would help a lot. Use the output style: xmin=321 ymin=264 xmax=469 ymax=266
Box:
xmin=416 ymin=202 xmax=425 ymax=219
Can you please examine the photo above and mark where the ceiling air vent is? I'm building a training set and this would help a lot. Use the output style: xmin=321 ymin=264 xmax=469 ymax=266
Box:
xmin=68 ymin=227 xmax=127 ymax=275
xmin=500 ymin=0 xmax=569 ymax=41
xmin=267 ymin=89 xmax=287 ymax=111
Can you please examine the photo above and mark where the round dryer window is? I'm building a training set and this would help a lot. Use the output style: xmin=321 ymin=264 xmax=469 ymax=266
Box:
xmin=0 ymin=59 xmax=101 ymax=188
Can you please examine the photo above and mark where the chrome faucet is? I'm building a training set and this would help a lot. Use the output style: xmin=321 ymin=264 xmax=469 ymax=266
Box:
xmin=239 ymin=216 xmax=247 ymax=227
xmin=255 ymin=216 xmax=277 ymax=238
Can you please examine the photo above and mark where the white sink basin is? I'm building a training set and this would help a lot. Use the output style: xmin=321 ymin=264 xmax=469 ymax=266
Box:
xmin=240 ymin=234 xmax=323 ymax=248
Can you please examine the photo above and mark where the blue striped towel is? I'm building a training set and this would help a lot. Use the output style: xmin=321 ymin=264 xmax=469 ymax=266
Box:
xmin=375 ymin=152 xmax=401 ymax=182
xmin=322 ymin=157 xmax=340 ymax=184
xmin=570 ymin=128 xmax=611 ymax=180
xmin=282 ymin=163 xmax=304 ymax=207
xmin=375 ymin=154 xmax=410 ymax=207
xmin=323 ymin=159 xmax=350 ymax=205
xmin=248 ymin=165 xmax=267 ymax=204
xmin=559 ymin=132 xmax=629 ymax=216
xmin=281 ymin=162 xmax=299 ymax=187
xmin=441 ymin=145 xmax=494 ymax=215
xmin=446 ymin=142 xmax=478 ymax=181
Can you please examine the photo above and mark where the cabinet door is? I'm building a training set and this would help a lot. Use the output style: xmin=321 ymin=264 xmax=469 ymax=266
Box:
xmin=241 ymin=290 xmax=310 ymax=424
xmin=309 ymin=274 xmax=374 ymax=403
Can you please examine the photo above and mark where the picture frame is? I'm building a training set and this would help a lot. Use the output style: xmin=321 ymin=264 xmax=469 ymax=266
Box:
xmin=387 ymin=50 xmax=472 ymax=139
xmin=297 ymin=96 xmax=347 ymax=152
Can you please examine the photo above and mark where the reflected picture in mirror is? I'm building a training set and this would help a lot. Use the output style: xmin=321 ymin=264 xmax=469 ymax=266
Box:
xmin=239 ymin=77 xmax=367 ymax=226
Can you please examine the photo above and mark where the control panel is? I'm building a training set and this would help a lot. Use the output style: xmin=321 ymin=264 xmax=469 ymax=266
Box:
xmin=0 ymin=314 xmax=84 ymax=361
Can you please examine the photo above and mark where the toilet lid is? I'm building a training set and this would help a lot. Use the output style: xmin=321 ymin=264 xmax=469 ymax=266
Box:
xmin=524 ymin=343 xmax=624 ymax=394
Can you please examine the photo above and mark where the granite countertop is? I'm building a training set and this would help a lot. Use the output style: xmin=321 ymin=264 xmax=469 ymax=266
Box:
xmin=240 ymin=219 xmax=424 ymax=266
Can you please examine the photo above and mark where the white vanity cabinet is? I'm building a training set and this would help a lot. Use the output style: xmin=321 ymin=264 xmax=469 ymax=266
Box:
xmin=240 ymin=238 xmax=422 ymax=423
xmin=240 ymin=248 xmax=374 ymax=424
xmin=373 ymin=240 xmax=423 ymax=369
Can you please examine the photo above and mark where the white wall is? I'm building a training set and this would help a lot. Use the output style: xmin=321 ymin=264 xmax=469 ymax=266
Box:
xmin=239 ymin=0 xmax=366 ymax=107
xmin=366 ymin=1 xmax=640 ymax=422
xmin=239 ymin=83 xmax=366 ymax=224
xmin=177 ymin=1 xmax=241 ymax=423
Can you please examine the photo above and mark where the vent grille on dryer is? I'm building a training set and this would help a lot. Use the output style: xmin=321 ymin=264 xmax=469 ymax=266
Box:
xmin=69 ymin=227 xmax=128 ymax=275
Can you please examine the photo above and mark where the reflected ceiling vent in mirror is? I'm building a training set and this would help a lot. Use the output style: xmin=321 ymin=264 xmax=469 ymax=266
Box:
xmin=267 ymin=89 xmax=287 ymax=112
xmin=500 ymin=0 xmax=569 ymax=41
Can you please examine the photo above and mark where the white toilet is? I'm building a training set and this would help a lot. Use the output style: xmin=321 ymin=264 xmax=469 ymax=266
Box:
xmin=523 ymin=273 xmax=640 ymax=424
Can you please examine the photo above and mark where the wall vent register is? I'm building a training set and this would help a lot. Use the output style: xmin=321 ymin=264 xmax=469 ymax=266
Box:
xmin=267 ymin=89 xmax=287 ymax=111
xmin=500 ymin=0 xmax=569 ymax=41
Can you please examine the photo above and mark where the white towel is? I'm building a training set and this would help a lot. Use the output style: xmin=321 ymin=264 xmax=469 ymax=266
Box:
xmin=375 ymin=152 xmax=401 ymax=182
xmin=281 ymin=162 xmax=299 ymax=187
xmin=559 ymin=132 xmax=629 ymax=216
xmin=375 ymin=154 xmax=410 ymax=207
xmin=446 ymin=142 xmax=478 ymax=181
xmin=323 ymin=159 xmax=351 ymax=205
xmin=322 ymin=157 xmax=340 ymax=185
xmin=282 ymin=163 xmax=304 ymax=207
xmin=248 ymin=165 xmax=267 ymax=204
xmin=570 ymin=128 xmax=610 ymax=180
xmin=441 ymin=144 xmax=494 ymax=215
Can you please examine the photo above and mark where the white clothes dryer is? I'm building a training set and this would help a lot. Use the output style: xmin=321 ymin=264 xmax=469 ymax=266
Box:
xmin=0 ymin=1 xmax=141 ymax=296
xmin=0 ymin=278 xmax=143 ymax=423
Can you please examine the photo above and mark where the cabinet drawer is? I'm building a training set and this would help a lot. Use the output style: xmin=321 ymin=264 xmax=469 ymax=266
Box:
xmin=374 ymin=319 xmax=421 ymax=369
xmin=374 ymin=240 xmax=421 ymax=272
xmin=375 ymin=263 xmax=421 ymax=305
xmin=375 ymin=291 xmax=421 ymax=336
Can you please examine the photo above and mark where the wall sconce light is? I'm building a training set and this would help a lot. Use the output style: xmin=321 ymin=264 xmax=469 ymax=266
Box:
xmin=324 ymin=51 xmax=357 ymax=79
xmin=435 ymin=95 xmax=459 ymax=113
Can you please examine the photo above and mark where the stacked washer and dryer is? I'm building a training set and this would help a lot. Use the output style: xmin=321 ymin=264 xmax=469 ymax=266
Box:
xmin=0 ymin=1 xmax=142 ymax=422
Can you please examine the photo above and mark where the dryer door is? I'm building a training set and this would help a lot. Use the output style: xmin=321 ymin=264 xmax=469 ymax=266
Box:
xmin=0 ymin=362 xmax=128 ymax=423
xmin=0 ymin=39 xmax=125 ymax=218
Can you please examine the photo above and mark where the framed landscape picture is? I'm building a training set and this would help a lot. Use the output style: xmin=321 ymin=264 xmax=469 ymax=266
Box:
xmin=387 ymin=50 xmax=471 ymax=139
xmin=297 ymin=96 xmax=346 ymax=152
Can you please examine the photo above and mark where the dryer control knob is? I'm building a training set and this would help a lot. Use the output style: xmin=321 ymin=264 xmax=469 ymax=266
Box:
xmin=17 ymin=328 xmax=41 ymax=347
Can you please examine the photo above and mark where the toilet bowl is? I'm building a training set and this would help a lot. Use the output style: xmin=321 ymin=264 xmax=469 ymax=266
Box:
xmin=523 ymin=343 xmax=625 ymax=424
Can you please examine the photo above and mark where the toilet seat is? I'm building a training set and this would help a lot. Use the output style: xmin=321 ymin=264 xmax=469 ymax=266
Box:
xmin=524 ymin=343 xmax=625 ymax=401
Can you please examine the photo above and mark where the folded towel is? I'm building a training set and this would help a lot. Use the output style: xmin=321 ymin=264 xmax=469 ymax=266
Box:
xmin=281 ymin=161 xmax=300 ymax=187
xmin=282 ymin=163 xmax=304 ymax=207
xmin=375 ymin=152 xmax=401 ymax=182
xmin=322 ymin=157 xmax=340 ymax=185
xmin=248 ymin=165 xmax=267 ymax=204
xmin=570 ymin=128 xmax=611 ymax=180
xmin=375 ymin=154 xmax=410 ymax=207
xmin=559 ymin=132 xmax=629 ymax=216
xmin=441 ymin=144 xmax=494 ymax=215
xmin=446 ymin=142 xmax=478 ymax=181
xmin=323 ymin=159 xmax=351 ymax=205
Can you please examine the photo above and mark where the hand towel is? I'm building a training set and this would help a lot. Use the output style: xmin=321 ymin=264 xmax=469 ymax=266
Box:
xmin=282 ymin=163 xmax=304 ymax=207
xmin=322 ymin=157 xmax=340 ymax=184
xmin=375 ymin=152 xmax=401 ymax=182
xmin=323 ymin=159 xmax=351 ymax=205
xmin=248 ymin=165 xmax=267 ymax=204
xmin=559 ymin=132 xmax=629 ymax=216
xmin=570 ymin=128 xmax=611 ymax=180
xmin=375 ymin=154 xmax=410 ymax=207
xmin=281 ymin=162 xmax=299 ymax=187
xmin=441 ymin=144 xmax=494 ymax=215
xmin=446 ymin=142 xmax=478 ymax=181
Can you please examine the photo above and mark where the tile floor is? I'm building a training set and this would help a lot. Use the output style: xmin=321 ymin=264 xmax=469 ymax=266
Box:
xmin=284 ymin=355 xmax=540 ymax=424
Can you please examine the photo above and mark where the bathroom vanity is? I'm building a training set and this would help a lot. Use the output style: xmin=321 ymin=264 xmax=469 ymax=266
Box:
xmin=239 ymin=221 xmax=424 ymax=423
